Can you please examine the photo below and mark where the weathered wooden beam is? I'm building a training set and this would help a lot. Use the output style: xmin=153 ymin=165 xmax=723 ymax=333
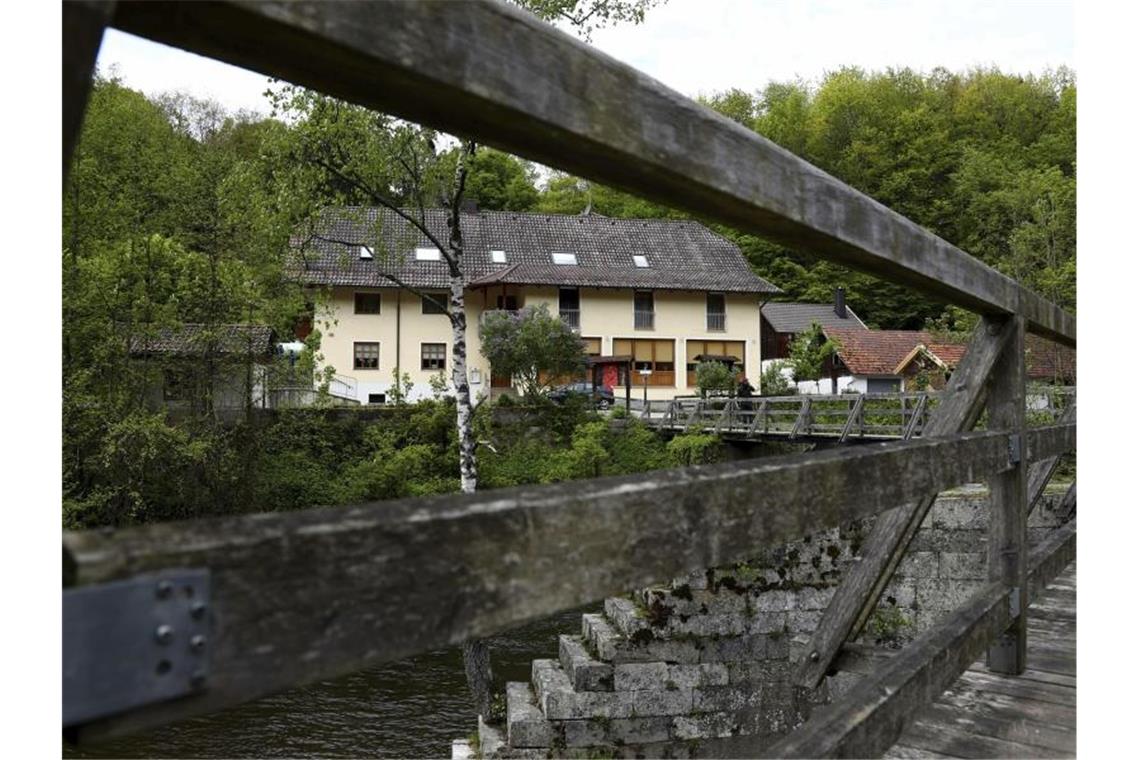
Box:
xmin=63 ymin=1 xmax=115 ymax=180
xmin=794 ymin=317 xmax=1014 ymax=688
xmin=107 ymin=0 xmax=1075 ymax=344
xmin=986 ymin=318 xmax=1028 ymax=674
xmin=1027 ymin=403 xmax=1076 ymax=517
xmin=766 ymin=521 xmax=1075 ymax=759
xmin=66 ymin=427 xmax=1042 ymax=740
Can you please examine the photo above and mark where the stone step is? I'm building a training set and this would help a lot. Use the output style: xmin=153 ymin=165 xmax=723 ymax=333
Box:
xmin=505 ymin=682 xmax=553 ymax=748
xmin=558 ymin=634 xmax=614 ymax=691
xmin=582 ymin=611 xmax=700 ymax=664
xmin=477 ymin=715 xmax=505 ymax=758
xmin=450 ymin=738 xmax=473 ymax=760
xmin=604 ymin=596 xmax=649 ymax=638
xmin=531 ymin=658 xmax=635 ymax=720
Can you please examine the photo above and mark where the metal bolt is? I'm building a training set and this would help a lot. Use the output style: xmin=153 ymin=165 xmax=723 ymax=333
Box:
xmin=190 ymin=634 xmax=207 ymax=652
xmin=190 ymin=601 xmax=207 ymax=619
xmin=809 ymin=650 xmax=820 ymax=662
xmin=190 ymin=670 xmax=207 ymax=689
xmin=155 ymin=624 xmax=174 ymax=645
xmin=156 ymin=581 xmax=174 ymax=599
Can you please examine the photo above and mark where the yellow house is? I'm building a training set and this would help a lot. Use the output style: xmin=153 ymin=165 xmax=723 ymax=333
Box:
xmin=291 ymin=207 xmax=781 ymax=403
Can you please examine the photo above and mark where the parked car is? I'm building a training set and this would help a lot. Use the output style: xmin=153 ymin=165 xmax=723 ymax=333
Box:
xmin=548 ymin=382 xmax=615 ymax=409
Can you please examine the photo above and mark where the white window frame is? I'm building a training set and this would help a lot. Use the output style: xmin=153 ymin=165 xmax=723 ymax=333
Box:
xmin=490 ymin=249 xmax=507 ymax=264
xmin=551 ymin=252 xmax=578 ymax=266
xmin=415 ymin=247 xmax=441 ymax=261
xmin=632 ymin=254 xmax=649 ymax=268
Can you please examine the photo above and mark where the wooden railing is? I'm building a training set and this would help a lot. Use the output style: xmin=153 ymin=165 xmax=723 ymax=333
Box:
xmin=634 ymin=388 xmax=1073 ymax=441
xmin=62 ymin=1 xmax=1077 ymax=754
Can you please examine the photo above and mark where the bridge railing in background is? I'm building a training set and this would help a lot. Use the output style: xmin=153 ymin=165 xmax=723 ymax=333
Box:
xmin=62 ymin=2 xmax=1076 ymax=755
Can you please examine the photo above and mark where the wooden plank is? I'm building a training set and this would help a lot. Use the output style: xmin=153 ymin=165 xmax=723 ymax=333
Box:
xmin=107 ymin=0 xmax=1075 ymax=344
xmin=795 ymin=317 xmax=1014 ymax=688
xmin=63 ymin=1 xmax=116 ymax=179
xmin=65 ymin=428 xmax=1025 ymax=741
xmin=966 ymin=662 xmax=1076 ymax=689
xmin=987 ymin=317 xmax=1028 ymax=675
xmin=955 ymin=670 xmax=1075 ymax=707
xmin=916 ymin=701 xmax=1075 ymax=754
xmin=882 ymin=743 xmax=959 ymax=759
xmin=900 ymin=717 xmax=1072 ymax=759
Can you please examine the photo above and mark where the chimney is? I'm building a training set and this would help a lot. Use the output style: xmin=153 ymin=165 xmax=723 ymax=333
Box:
xmin=460 ymin=198 xmax=479 ymax=214
xmin=834 ymin=287 xmax=847 ymax=319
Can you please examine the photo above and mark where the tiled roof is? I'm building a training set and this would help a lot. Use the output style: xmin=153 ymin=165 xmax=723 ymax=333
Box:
xmin=761 ymin=302 xmax=867 ymax=333
xmin=824 ymin=328 xmax=943 ymax=377
xmin=289 ymin=207 xmax=781 ymax=295
xmin=128 ymin=324 xmax=276 ymax=357
xmin=1026 ymin=334 xmax=1076 ymax=383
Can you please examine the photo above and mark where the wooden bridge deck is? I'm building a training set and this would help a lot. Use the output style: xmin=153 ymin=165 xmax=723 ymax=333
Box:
xmin=884 ymin=563 xmax=1077 ymax=759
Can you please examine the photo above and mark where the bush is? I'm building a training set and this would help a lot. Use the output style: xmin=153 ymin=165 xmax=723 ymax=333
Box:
xmin=695 ymin=361 xmax=736 ymax=397
xmin=666 ymin=432 xmax=724 ymax=466
xmin=760 ymin=361 xmax=793 ymax=396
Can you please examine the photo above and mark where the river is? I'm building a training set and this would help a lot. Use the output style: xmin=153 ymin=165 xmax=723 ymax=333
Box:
xmin=64 ymin=607 xmax=588 ymax=758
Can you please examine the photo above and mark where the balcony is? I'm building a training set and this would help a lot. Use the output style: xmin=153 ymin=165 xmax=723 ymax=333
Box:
xmin=707 ymin=312 xmax=726 ymax=332
xmin=634 ymin=310 xmax=655 ymax=330
xmin=560 ymin=309 xmax=580 ymax=330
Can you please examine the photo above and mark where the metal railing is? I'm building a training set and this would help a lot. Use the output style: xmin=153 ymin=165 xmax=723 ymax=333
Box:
xmin=706 ymin=312 xmax=726 ymax=331
xmin=633 ymin=310 xmax=655 ymax=330
xmin=62 ymin=2 xmax=1076 ymax=754
xmin=559 ymin=308 xmax=580 ymax=330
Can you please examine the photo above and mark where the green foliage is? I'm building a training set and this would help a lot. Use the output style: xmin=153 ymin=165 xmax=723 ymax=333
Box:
xmin=387 ymin=367 xmax=414 ymax=405
xmin=694 ymin=361 xmax=736 ymax=398
xmin=788 ymin=323 xmax=839 ymax=382
xmin=479 ymin=305 xmax=588 ymax=397
xmin=759 ymin=361 xmax=793 ymax=396
xmin=514 ymin=0 xmax=663 ymax=40
xmin=666 ymin=432 xmax=723 ymax=466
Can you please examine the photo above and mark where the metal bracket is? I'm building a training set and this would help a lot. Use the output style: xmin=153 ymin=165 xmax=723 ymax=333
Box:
xmin=1007 ymin=433 xmax=1022 ymax=465
xmin=1009 ymin=587 xmax=1022 ymax=618
xmin=63 ymin=568 xmax=211 ymax=727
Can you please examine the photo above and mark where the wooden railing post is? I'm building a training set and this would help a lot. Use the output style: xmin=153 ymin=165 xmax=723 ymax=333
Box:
xmin=987 ymin=316 xmax=1028 ymax=674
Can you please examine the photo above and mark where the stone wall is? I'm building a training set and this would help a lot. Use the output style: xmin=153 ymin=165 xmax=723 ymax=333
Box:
xmin=454 ymin=484 xmax=1073 ymax=759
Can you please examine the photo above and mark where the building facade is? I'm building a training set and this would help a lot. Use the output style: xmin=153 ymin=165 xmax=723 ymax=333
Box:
xmin=291 ymin=208 xmax=781 ymax=403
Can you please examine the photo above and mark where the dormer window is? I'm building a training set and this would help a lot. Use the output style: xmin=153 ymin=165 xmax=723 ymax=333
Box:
xmin=632 ymin=255 xmax=649 ymax=268
xmin=491 ymin=250 xmax=507 ymax=264
xmin=359 ymin=246 xmax=373 ymax=260
xmin=415 ymin=247 xmax=441 ymax=261
xmin=551 ymin=252 xmax=578 ymax=266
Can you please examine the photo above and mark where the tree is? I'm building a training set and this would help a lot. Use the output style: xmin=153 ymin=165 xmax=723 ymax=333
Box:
xmin=788 ymin=322 xmax=839 ymax=384
xmin=480 ymin=305 xmax=588 ymax=398
xmin=759 ymin=360 xmax=793 ymax=397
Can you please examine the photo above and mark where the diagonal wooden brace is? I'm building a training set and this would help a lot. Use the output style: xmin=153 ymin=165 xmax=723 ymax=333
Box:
xmin=794 ymin=315 xmax=1016 ymax=688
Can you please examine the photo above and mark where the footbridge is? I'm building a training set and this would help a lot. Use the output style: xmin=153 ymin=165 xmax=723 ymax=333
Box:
xmin=634 ymin=388 xmax=1075 ymax=444
xmin=64 ymin=2 xmax=1077 ymax=758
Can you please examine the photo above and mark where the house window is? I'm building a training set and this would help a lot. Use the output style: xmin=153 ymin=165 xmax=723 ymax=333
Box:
xmin=422 ymin=293 xmax=448 ymax=314
xmin=422 ymin=343 xmax=446 ymax=371
xmin=353 ymin=342 xmax=380 ymax=370
xmin=367 ymin=393 xmax=386 ymax=405
xmin=706 ymin=293 xmax=726 ymax=331
xmin=163 ymin=368 xmax=194 ymax=401
xmin=685 ymin=340 xmax=745 ymax=387
xmin=632 ymin=255 xmax=649 ymax=268
xmin=613 ymin=338 xmax=675 ymax=386
xmin=581 ymin=336 xmax=602 ymax=356
xmin=551 ymin=252 xmax=578 ymax=266
xmin=359 ymin=245 xmax=373 ymax=260
xmin=495 ymin=294 xmax=518 ymax=311
xmin=354 ymin=292 xmax=381 ymax=314
xmin=633 ymin=290 xmax=654 ymax=330
xmin=559 ymin=288 xmax=580 ymax=329
xmin=491 ymin=249 xmax=507 ymax=264
xmin=415 ymin=247 xmax=441 ymax=261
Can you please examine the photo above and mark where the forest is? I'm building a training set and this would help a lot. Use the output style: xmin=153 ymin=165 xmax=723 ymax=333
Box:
xmin=62 ymin=64 xmax=1075 ymax=528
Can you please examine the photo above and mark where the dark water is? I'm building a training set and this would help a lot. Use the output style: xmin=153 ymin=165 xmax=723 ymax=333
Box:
xmin=65 ymin=607 xmax=589 ymax=759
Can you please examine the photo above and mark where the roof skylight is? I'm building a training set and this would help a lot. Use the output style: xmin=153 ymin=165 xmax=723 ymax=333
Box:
xmin=491 ymin=249 xmax=507 ymax=264
xmin=359 ymin=246 xmax=373 ymax=260
xmin=415 ymin=247 xmax=441 ymax=261
xmin=551 ymin=252 xmax=578 ymax=266
xmin=632 ymin=255 xmax=649 ymax=268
